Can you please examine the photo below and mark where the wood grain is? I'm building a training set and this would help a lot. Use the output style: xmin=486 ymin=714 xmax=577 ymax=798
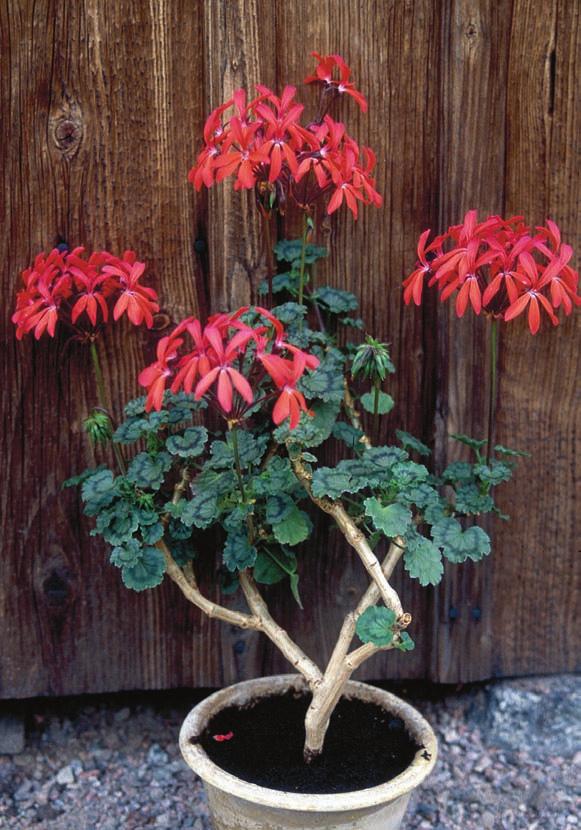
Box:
xmin=1 ymin=0 xmax=579 ymax=698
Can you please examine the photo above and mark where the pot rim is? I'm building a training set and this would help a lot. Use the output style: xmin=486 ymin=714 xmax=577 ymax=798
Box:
xmin=179 ymin=674 xmax=438 ymax=813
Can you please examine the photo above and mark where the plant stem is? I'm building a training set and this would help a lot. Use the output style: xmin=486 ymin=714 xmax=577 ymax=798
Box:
xmin=262 ymin=210 xmax=274 ymax=309
xmin=229 ymin=424 xmax=247 ymax=504
xmin=486 ymin=318 xmax=499 ymax=463
xmin=297 ymin=211 xmax=309 ymax=325
xmin=373 ymin=381 xmax=380 ymax=440
xmin=89 ymin=340 xmax=126 ymax=474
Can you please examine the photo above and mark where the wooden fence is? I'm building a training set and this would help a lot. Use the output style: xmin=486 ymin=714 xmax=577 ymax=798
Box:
xmin=1 ymin=0 xmax=579 ymax=698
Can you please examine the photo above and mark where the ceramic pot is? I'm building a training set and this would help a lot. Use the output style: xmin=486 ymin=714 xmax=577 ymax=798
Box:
xmin=180 ymin=674 xmax=437 ymax=830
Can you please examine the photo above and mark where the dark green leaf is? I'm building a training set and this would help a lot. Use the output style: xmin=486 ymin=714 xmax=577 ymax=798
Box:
xmin=494 ymin=444 xmax=530 ymax=458
xmin=332 ymin=421 xmax=365 ymax=450
xmin=455 ymin=484 xmax=494 ymax=515
xmin=356 ymin=606 xmax=396 ymax=647
xmin=275 ymin=400 xmax=340 ymax=447
xmin=431 ymin=518 xmax=491 ymax=563
xmin=121 ymin=546 xmax=166 ymax=591
xmin=474 ymin=462 xmax=513 ymax=486
xmin=450 ymin=433 xmax=487 ymax=454
xmin=272 ymin=506 xmax=312 ymax=546
xmin=339 ymin=316 xmax=365 ymax=330
xmin=253 ymin=457 xmax=297 ymax=496
xmin=311 ymin=468 xmax=352 ymax=500
xmin=299 ymin=354 xmax=345 ymax=403
xmin=63 ymin=465 xmax=107 ymax=490
xmin=404 ymin=538 xmax=443 ymax=586
xmin=166 ymin=427 xmax=208 ymax=458
xmin=270 ymin=302 xmax=307 ymax=325
xmin=394 ymin=631 xmax=415 ymax=652
xmin=360 ymin=391 xmax=395 ymax=415
xmin=364 ymin=498 xmax=412 ymax=537
xmin=209 ymin=432 xmax=269 ymax=470
xmin=81 ymin=469 xmax=117 ymax=514
xmin=442 ymin=461 xmax=474 ymax=484
xmin=396 ymin=430 xmax=431 ymax=456
xmin=274 ymin=239 xmax=327 ymax=264
xmin=265 ymin=494 xmax=295 ymax=524
xmin=223 ymin=535 xmax=257 ymax=572
xmin=180 ymin=492 xmax=219 ymax=529
xmin=110 ymin=538 xmax=142 ymax=568
xmin=113 ymin=418 xmax=149 ymax=444
xmin=363 ymin=446 xmax=408 ymax=470
xmin=127 ymin=452 xmax=172 ymax=490
xmin=315 ymin=286 xmax=358 ymax=314
xmin=258 ymin=271 xmax=299 ymax=296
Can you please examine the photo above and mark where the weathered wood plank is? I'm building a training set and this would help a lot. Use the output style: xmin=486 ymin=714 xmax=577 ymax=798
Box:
xmin=0 ymin=0 xmax=579 ymax=698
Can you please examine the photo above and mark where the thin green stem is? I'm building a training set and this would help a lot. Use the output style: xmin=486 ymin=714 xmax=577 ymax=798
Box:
xmin=262 ymin=210 xmax=274 ymax=309
xmin=486 ymin=318 xmax=499 ymax=464
xmin=297 ymin=211 xmax=309 ymax=326
xmin=90 ymin=340 xmax=126 ymax=474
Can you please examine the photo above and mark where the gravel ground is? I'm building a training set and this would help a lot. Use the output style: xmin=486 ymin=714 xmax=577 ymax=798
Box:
xmin=0 ymin=674 xmax=579 ymax=829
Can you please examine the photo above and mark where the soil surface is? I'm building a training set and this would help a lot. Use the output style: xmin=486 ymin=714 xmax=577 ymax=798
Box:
xmin=199 ymin=690 xmax=420 ymax=793
xmin=0 ymin=674 xmax=578 ymax=829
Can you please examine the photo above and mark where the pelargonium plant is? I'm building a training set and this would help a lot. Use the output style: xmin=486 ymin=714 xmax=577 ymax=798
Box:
xmin=15 ymin=52 xmax=579 ymax=762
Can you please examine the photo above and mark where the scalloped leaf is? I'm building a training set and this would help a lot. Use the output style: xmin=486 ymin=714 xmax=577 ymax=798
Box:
xmin=360 ymin=391 xmax=395 ymax=415
xmin=364 ymin=498 xmax=412 ymax=537
xmin=272 ymin=505 xmax=312 ymax=546
xmin=223 ymin=534 xmax=257 ymax=572
xmin=180 ymin=492 xmax=219 ymax=529
xmin=474 ymin=461 xmax=513 ymax=486
xmin=315 ymin=286 xmax=358 ymax=314
xmin=63 ymin=465 xmax=107 ymax=490
xmin=253 ymin=457 xmax=297 ymax=496
xmin=270 ymin=302 xmax=307 ymax=325
xmin=127 ymin=452 xmax=172 ymax=490
xmin=332 ymin=421 xmax=365 ymax=450
xmin=356 ymin=606 xmax=396 ymax=647
xmin=166 ymin=426 xmax=208 ymax=458
xmin=442 ymin=461 xmax=474 ymax=484
xmin=396 ymin=430 xmax=431 ymax=457
xmin=274 ymin=239 xmax=327 ymax=264
xmin=121 ymin=546 xmax=166 ymax=591
xmin=311 ymin=468 xmax=353 ymax=500
xmin=275 ymin=400 xmax=340 ymax=447
xmin=81 ymin=469 xmax=117 ymax=515
xmin=299 ymin=354 xmax=345 ymax=403
xmin=431 ymin=518 xmax=491 ymax=563
xmin=494 ymin=444 xmax=530 ymax=458
xmin=404 ymin=537 xmax=444 ymax=586
xmin=455 ymin=484 xmax=494 ymax=515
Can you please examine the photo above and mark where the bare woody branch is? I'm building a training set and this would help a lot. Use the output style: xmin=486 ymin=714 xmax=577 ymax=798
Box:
xmin=290 ymin=453 xmax=405 ymax=620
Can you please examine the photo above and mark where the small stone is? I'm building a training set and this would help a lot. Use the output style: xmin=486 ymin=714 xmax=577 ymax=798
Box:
xmin=0 ymin=713 xmax=25 ymax=754
xmin=13 ymin=779 xmax=35 ymax=801
xmin=55 ymin=764 xmax=75 ymax=785
xmin=481 ymin=813 xmax=495 ymax=829
xmin=148 ymin=743 xmax=169 ymax=766
xmin=573 ymin=751 xmax=581 ymax=766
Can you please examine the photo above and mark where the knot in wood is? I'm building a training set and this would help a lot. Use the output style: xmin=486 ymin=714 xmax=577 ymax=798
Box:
xmin=53 ymin=116 xmax=83 ymax=158
xmin=152 ymin=312 xmax=172 ymax=331
xmin=465 ymin=21 xmax=479 ymax=42
xmin=396 ymin=612 xmax=412 ymax=629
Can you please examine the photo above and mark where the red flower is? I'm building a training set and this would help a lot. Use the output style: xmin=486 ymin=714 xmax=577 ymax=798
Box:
xmin=271 ymin=354 xmax=313 ymax=429
xmin=304 ymin=52 xmax=368 ymax=112
xmin=138 ymin=334 xmax=183 ymax=411
xmin=13 ymin=247 xmax=158 ymax=341
xmin=194 ymin=325 xmax=255 ymax=414
xmin=404 ymin=213 xmax=579 ymax=333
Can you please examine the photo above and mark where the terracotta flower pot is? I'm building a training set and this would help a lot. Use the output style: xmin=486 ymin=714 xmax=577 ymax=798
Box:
xmin=180 ymin=674 xmax=437 ymax=830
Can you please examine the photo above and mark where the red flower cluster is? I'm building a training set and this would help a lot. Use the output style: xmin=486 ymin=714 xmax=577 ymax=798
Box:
xmin=188 ymin=53 xmax=381 ymax=219
xmin=139 ymin=307 xmax=320 ymax=428
xmin=12 ymin=247 xmax=158 ymax=340
xmin=403 ymin=211 xmax=579 ymax=334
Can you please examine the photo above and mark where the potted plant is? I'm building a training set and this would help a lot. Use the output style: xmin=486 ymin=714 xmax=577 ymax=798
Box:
xmin=13 ymin=52 xmax=579 ymax=830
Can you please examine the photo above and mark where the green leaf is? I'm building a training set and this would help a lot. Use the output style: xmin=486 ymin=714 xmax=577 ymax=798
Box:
xmin=398 ymin=482 xmax=440 ymax=510
xmin=275 ymin=400 xmax=340 ymax=447
xmin=110 ymin=538 xmax=142 ymax=568
xmin=299 ymin=353 xmax=345 ymax=403
xmin=274 ymin=239 xmax=327 ymax=265
xmin=194 ymin=466 xmax=237 ymax=498
xmin=364 ymin=498 xmax=412 ymax=537
xmin=442 ymin=461 xmax=474 ymax=485
xmin=166 ymin=427 xmax=208 ymax=458
xmin=494 ymin=444 xmax=530 ymax=458
xmin=450 ymin=433 xmax=487 ymax=454
xmin=121 ymin=546 xmax=166 ymax=591
xmin=127 ymin=452 xmax=172 ymax=490
xmin=81 ymin=469 xmax=118 ymax=515
xmin=360 ymin=391 xmax=395 ymax=415
xmin=223 ymin=535 xmax=257 ymax=572
xmin=265 ymin=494 xmax=295 ymax=524
xmin=209 ymin=432 xmax=269 ymax=470
xmin=311 ymin=468 xmax=353 ymax=500
xmin=140 ymin=522 xmax=164 ymax=545
xmin=396 ymin=430 xmax=431 ymax=457
xmin=124 ymin=396 xmax=148 ymax=417
xmin=167 ymin=537 xmax=196 ymax=566
xmin=253 ymin=551 xmax=287 ymax=585
xmin=272 ymin=506 xmax=312 ymax=546
xmin=363 ymin=446 xmax=408 ymax=470
xmin=455 ymin=484 xmax=494 ymax=515
xmin=404 ymin=538 xmax=443 ymax=586
xmin=390 ymin=461 xmax=430 ymax=487
xmin=253 ymin=457 xmax=297 ymax=496
xmin=356 ymin=606 xmax=397 ymax=647
xmin=431 ymin=518 xmax=491 ymax=563
xmin=258 ymin=271 xmax=299 ymax=296
xmin=168 ymin=517 xmax=193 ymax=541
xmin=63 ymin=465 xmax=107 ymax=490
xmin=315 ymin=286 xmax=359 ymax=314
xmin=270 ymin=302 xmax=307 ymax=325
xmin=474 ymin=462 xmax=513 ymax=486
xmin=339 ymin=316 xmax=365 ymax=330
xmin=113 ymin=418 xmax=149 ymax=444
xmin=96 ymin=500 xmax=140 ymax=546
xmin=180 ymin=492 xmax=219 ymax=529
xmin=394 ymin=631 xmax=415 ymax=652
xmin=332 ymin=421 xmax=365 ymax=450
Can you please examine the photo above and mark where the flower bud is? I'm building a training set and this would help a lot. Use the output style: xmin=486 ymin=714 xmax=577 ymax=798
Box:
xmin=84 ymin=410 xmax=113 ymax=444
xmin=351 ymin=336 xmax=395 ymax=384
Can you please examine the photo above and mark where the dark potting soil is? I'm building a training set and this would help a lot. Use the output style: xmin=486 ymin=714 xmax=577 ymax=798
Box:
xmin=196 ymin=690 xmax=421 ymax=794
